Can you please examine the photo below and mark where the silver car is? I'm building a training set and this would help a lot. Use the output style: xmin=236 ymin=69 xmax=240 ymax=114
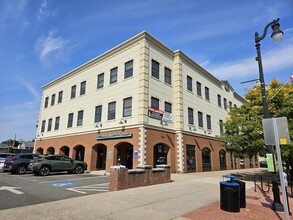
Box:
xmin=0 ymin=153 xmax=15 ymax=171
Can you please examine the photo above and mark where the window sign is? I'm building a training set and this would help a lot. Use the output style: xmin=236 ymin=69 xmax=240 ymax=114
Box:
xmin=148 ymin=107 xmax=164 ymax=120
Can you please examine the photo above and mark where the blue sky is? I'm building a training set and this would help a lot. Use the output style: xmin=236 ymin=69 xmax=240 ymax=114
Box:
xmin=1 ymin=0 xmax=293 ymax=142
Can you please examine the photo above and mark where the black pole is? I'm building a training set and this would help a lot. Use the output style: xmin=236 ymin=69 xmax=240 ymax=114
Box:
xmin=255 ymin=18 xmax=284 ymax=211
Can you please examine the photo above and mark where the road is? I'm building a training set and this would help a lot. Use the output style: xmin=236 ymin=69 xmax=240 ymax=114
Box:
xmin=0 ymin=171 xmax=109 ymax=210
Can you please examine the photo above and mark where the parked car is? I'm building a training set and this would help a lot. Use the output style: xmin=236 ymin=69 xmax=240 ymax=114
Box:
xmin=259 ymin=160 xmax=268 ymax=168
xmin=3 ymin=153 xmax=38 ymax=174
xmin=0 ymin=153 xmax=15 ymax=171
xmin=29 ymin=154 xmax=87 ymax=176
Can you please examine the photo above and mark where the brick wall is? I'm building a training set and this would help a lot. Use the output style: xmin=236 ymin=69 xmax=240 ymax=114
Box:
xmin=109 ymin=164 xmax=171 ymax=191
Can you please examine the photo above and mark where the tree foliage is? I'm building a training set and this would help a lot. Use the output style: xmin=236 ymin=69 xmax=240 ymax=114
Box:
xmin=221 ymin=79 xmax=293 ymax=161
xmin=1 ymin=139 xmax=20 ymax=147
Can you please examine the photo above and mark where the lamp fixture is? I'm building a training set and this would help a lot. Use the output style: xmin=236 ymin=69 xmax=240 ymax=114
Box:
xmin=119 ymin=119 xmax=127 ymax=125
xmin=189 ymin=125 xmax=196 ymax=131
xmin=95 ymin=123 xmax=102 ymax=128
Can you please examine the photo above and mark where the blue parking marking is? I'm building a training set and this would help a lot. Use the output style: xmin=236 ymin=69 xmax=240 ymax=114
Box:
xmin=49 ymin=182 xmax=77 ymax=188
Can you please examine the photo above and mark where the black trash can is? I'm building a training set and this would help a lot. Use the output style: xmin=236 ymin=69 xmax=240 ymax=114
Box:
xmin=235 ymin=179 xmax=246 ymax=208
xmin=220 ymin=175 xmax=240 ymax=212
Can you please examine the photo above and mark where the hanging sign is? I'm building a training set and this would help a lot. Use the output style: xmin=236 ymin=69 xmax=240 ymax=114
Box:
xmin=148 ymin=107 xmax=164 ymax=120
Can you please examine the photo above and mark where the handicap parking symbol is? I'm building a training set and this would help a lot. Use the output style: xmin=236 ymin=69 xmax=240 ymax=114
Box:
xmin=49 ymin=182 xmax=77 ymax=188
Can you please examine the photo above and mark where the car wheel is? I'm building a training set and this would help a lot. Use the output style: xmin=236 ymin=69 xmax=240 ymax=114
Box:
xmin=74 ymin=165 xmax=84 ymax=174
xmin=16 ymin=165 xmax=27 ymax=174
xmin=39 ymin=166 xmax=50 ymax=176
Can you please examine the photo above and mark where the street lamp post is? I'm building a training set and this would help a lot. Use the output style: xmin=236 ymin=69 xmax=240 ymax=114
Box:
xmin=255 ymin=18 xmax=284 ymax=211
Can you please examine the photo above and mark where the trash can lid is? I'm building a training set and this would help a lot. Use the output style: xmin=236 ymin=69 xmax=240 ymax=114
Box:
xmin=223 ymin=174 xmax=235 ymax=179
xmin=220 ymin=181 xmax=239 ymax=187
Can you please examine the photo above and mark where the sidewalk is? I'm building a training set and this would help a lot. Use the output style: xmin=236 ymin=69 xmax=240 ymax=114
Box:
xmin=0 ymin=168 xmax=292 ymax=220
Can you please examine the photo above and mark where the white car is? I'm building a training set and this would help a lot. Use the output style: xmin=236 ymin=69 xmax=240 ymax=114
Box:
xmin=0 ymin=153 xmax=15 ymax=171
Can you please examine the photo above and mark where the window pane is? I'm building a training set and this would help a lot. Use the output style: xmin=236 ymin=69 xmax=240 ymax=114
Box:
xmin=151 ymin=97 xmax=159 ymax=109
xmin=187 ymin=76 xmax=192 ymax=92
xmin=205 ymin=87 xmax=209 ymax=101
xmin=41 ymin=120 xmax=46 ymax=132
xmin=77 ymin=110 xmax=84 ymax=126
xmin=47 ymin=118 xmax=52 ymax=131
xmin=108 ymin=102 xmax=116 ymax=120
xmin=165 ymin=102 xmax=172 ymax=113
xmin=123 ymin=97 xmax=132 ymax=117
xmin=219 ymin=120 xmax=224 ymax=133
xmin=196 ymin=82 xmax=202 ymax=96
xmin=51 ymin=94 xmax=55 ymax=106
xmin=198 ymin=111 xmax=203 ymax=128
xmin=95 ymin=105 xmax=102 ymax=123
xmin=217 ymin=95 xmax=221 ymax=107
xmin=71 ymin=85 xmax=76 ymax=99
xmin=188 ymin=108 xmax=194 ymax=125
xmin=151 ymin=60 xmax=159 ymax=79
xmin=164 ymin=67 xmax=171 ymax=85
xmin=44 ymin=97 xmax=49 ymax=108
xmin=110 ymin=67 xmax=118 ymax=84
xmin=80 ymin=81 xmax=86 ymax=95
xmin=58 ymin=91 xmax=63 ymax=103
xmin=68 ymin=113 xmax=73 ymax=128
xmin=125 ymin=60 xmax=133 ymax=79
xmin=97 ymin=73 xmax=104 ymax=89
xmin=207 ymin=115 xmax=211 ymax=130
xmin=224 ymin=98 xmax=227 ymax=110
xmin=55 ymin=117 xmax=60 ymax=130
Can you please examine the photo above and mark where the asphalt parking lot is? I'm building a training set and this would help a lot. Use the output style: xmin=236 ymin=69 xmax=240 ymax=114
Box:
xmin=0 ymin=171 xmax=109 ymax=210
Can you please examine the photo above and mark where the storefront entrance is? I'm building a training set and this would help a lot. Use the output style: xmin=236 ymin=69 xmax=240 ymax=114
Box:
xmin=116 ymin=143 xmax=133 ymax=169
xmin=186 ymin=145 xmax=196 ymax=173
xmin=96 ymin=145 xmax=107 ymax=170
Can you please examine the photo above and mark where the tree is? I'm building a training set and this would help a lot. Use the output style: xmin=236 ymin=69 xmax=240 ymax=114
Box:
xmin=221 ymin=79 xmax=293 ymax=162
xmin=1 ymin=139 xmax=20 ymax=147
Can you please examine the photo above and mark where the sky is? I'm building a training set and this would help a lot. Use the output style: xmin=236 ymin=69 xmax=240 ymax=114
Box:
xmin=0 ymin=0 xmax=293 ymax=142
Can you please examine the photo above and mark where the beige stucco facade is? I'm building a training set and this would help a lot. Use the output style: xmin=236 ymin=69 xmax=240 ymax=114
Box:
xmin=34 ymin=31 xmax=253 ymax=173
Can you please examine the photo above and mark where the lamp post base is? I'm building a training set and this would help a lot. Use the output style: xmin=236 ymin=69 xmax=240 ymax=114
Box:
xmin=271 ymin=180 xmax=284 ymax=211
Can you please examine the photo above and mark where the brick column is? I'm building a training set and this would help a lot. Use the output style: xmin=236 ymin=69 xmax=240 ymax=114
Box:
xmin=109 ymin=166 xmax=128 ymax=191
xmin=136 ymin=165 xmax=152 ymax=185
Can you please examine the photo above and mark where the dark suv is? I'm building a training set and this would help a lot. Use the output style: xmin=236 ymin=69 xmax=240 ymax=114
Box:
xmin=3 ymin=153 xmax=38 ymax=174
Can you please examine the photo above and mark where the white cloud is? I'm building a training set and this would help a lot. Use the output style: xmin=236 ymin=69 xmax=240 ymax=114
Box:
xmin=38 ymin=0 xmax=57 ymax=21
xmin=20 ymin=79 xmax=40 ymax=101
xmin=206 ymin=44 xmax=293 ymax=80
xmin=36 ymin=30 xmax=68 ymax=62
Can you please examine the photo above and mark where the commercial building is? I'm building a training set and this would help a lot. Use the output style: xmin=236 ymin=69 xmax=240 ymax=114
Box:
xmin=34 ymin=31 xmax=250 ymax=173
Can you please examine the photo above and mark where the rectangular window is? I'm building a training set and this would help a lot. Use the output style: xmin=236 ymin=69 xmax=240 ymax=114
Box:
xmin=67 ymin=113 xmax=74 ymax=128
xmin=54 ymin=116 xmax=60 ymax=130
xmin=44 ymin=97 xmax=49 ymax=108
xmin=80 ymin=81 xmax=86 ymax=95
xmin=187 ymin=76 xmax=193 ymax=92
xmin=108 ymin=102 xmax=116 ymax=120
xmin=51 ymin=94 xmax=55 ymax=106
xmin=151 ymin=60 xmax=159 ymax=79
xmin=94 ymin=105 xmax=102 ymax=123
xmin=71 ymin=85 xmax=76 ymax=99
xmin=123 ymin=97 xmax=132 ymax=117
xmin=207 ymin=115 xmax=211 ymax=130
xmin=124 ymin=60 xmax=133 ymax=79
xmin=165 ymin=102 xmax=172 ymax=113
xmin=188 ymin=108 xmax=194 ymax=125
xmin=205 ymin=87 xmax=210 ymax=101
xmin=229 ymin=101 xmax=232 ymax=107
xmin=196 ymin=82 xmax=202 ymax=96
xmin=234 ymin=104 xmax=237 ymax=108
xmin=217 ymin=94 xmax=222 ymax=107
xmin=77 ymin=110 xmax=84 ymax=126
xmin=219 ymin=119 xmax=224 ymax=133
xmin=41 ymin=120 xmax=46 ymax=133
xmin=47 ymin=118 xmax=52 ymax=131
xmin=198 ymin=111 xmax=203 ymax=128
xmin=164 ymin=67 xmax=171 ymax=85
xmin=97 ymin=73 xmax=104 ymax=89
xmin=151 ymin=97 xmax=159 ymax=110
xmin=58 ymin=91 xmax=63 ymax=103
xmin=224 ymin=98 xmax=227 ymax=110
xmin=110 ymin=67 xmax=118 ymax=84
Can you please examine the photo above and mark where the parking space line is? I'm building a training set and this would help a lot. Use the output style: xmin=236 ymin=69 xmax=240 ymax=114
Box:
xmin=66 ymin=183 xmax=109 ymax=194
xmin=38 ymin=176 xmax=100 ymax=184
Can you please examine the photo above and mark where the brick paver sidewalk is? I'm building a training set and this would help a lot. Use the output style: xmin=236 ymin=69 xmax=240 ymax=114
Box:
xmin=182 ymin=187 xmax=293 ymax=220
